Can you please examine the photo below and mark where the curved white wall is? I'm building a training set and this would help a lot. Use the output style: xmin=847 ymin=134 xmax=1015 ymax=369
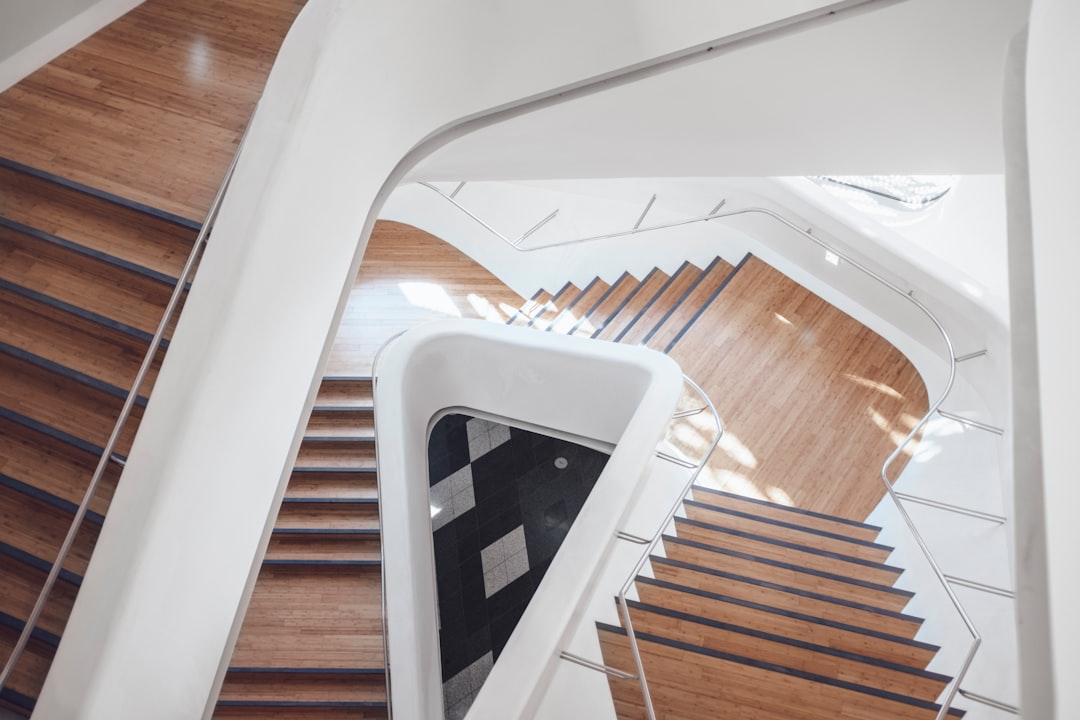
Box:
xmin=374 ymin=319 xmax=682 ymax=719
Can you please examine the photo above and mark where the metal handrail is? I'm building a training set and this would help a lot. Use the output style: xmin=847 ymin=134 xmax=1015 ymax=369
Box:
xmin=0 ymin=121 xmax=251 ymax=690
xmin=616 ymin=375 xmax=724 ymax=719
xmin=423 ymin=183 xmax=989 ymax=720
xmin=959 ymin=688 xmax=1020 ymax=714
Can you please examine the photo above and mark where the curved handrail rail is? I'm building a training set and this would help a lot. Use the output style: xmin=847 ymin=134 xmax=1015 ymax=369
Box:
xmin=0 ymin=116 xmax=253 ymax=690
xmin=420 ymin=184 xmax=985 ymax=720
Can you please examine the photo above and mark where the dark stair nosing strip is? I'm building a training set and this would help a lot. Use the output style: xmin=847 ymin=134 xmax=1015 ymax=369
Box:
xmin=683 ymin=499 xmax=893 ymax=551
xmin=0 ymin=154 xmax=202 ymax=230
xmin=228 ymin=667 xmax=385 ymax=675
xmin=0 ymin=540 xmax=82 ymax=587
xmin=302 ymin=435 xmax=375 ymax=443
xmin=640 ymin=256 xmax=725 ymax=346
xmin=590 ymin=267 xmax=660 ymax=339
xmin=216 ymin=701 xmax=388 ymax=708
xmin=0 ymin=687 xmax=35 ymax=713
xmin=674 ymin=516 xmax=905 ymax=573
xmin=0 ymin=216 xmax=180 ymax=286
xmin=662 ymin=534 xmax=914 ymax=598
xmin=0 ymin=341 xmax=149 ymax=408
xmin=691 ymin=484 xmax=883 ymax=532
xmin=281 ymin=497 xmax=377 ymax=504
xmin=596 ymin=623 xmax=964 ymax=717
xmin=544 ymin=276 xmax=601 ymax=332
xmin=526 ymin=282 xmax=574 ymax=329
xmin=505 ymin=289 xmax=545 ymax=326
xmin=262 ymin=559 xmax=382 ymax=566
xmin=664 ymin=252 xmax=751 ymax=355
xmin=567 ymin=272 xmax=629 ymax=337
xmin=321 ymin=375 xmax=374 ymax=383
xmin=613 ymin=261 xmax=692 ymax=344
xmin=0 ymin=472 xmax=106 ymax=526
xmin=650 ymin=555 xmax=923 ymax=623
xmin=311 ymin=405 xmax=374 ymax=412
xmin=271 ymin=529 xmax=380 ymax=536
xmin=635 ymin=576 xmax=938 ymax=651
xmin=291 ymin=466 xmax=377 ymax=474
xmin=0 ymin=406 xmax=117 ymax=461
xmin=0 ymin=611 xmax=61 ymax=648
xmin=622 ymin=598 xmax=949 ymax=683
xmin=0 ymin=278 xmax=162 ymax=347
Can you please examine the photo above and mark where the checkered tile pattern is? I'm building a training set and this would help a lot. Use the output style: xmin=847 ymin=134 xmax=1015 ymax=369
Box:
xmin=427 ymin=414 xmax=609 ymax=719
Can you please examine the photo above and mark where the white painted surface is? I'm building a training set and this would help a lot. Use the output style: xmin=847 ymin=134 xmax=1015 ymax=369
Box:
xmin=374 ymin=319 xmax=683 ymax=720
xmin=41 ymin=3 xmax=874 ymax=716
xmin=1026 ymin=0 xmax=1080 ymax=716
xmin=411 ymin=0 xmax=1030 ymax=180
xmin=0 ymin=0 xmax=144 ymax=93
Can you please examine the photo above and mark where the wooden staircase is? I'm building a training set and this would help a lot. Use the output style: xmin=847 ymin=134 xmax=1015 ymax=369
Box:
xmin=0 ymin=157 xmax=199 ymax=715
xmin=597 ymin=487 xmax=963 ymax=719
xmin=505 ymin=255 xmax=741 ymax=355
xmin=214 ymin=377 xmax=387 ymax=719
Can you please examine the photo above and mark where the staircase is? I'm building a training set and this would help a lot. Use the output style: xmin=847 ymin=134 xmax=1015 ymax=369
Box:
xmin=0 ymin=157 xmax=199 ymax=715
xmin=214 ymin=377 xmax=388 ymax=719
xmin=597 ymin=486 xmax=963 ymax=719
xmin=505 ymin=255 xmax=741 ymax=354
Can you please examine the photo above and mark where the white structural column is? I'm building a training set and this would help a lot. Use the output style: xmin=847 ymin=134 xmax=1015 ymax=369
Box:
xmin=1025 ymin=0 xmax=1080 ymax=717
xmin=33 ymin=1 xmax=856 ymax=718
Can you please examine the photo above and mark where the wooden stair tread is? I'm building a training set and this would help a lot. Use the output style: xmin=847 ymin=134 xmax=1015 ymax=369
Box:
xmin=650 ymin=556 xmax=924 ymax=639
xmin=544 ymin=277 xmax=608 ymax=334
xmin=285 ymin=470 xmax=378 ymax=501
xmin=597 ymin=625 xmax=963 ymax=720
xmin=0 ymin=627 xmax=54 ymax=712
xmin=0 ymin=160 xmax=195 ymax=279
xmin=673 ymin=516 xmax=903 ymax=586
xmin=571 ymin=271 xmax=637 ymax=337
xmin=306 ymin=408 xmax=374 ymax=438
xmin=0 ymin=483 xmax=100 ymax=578
xmin=0 ymin=222 xmax=176 ymax=335
xmin=682 ymin=499 xmax=894 ymax=563
xmin=593 ymin=268 xmax=670 ymax=341
xmin=0 ymin=554 xmax=78 ymax=640
xmin=265 ymin=534 xmax=381 ymax=563
xmin=525 ymin=282 xmax=578 ymax=329
xmin=219 ymin=667 xmax=386 ymax=703
xmin=618 ymin=261 xmax=702 ymax=346
xmin=506 ymin=289 xmax=551 ymax=327
xmin=316 ymin=377 xmax=372 ymax=407
xmin=690 ymin=485 xmax=883 ymax=542
xmin=644 ymin=256 xmax=735 ymax=352
xmin=625 ymin=599 xmax=949 ymax=699
xmin=274 ymin=501 xmax=380 ymax=531
xmin=635 ymin=577 xmax=938 ymax=669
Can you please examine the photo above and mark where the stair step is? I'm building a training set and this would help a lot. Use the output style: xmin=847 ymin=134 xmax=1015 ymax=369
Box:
xmin=286 ymin=469 xmax=378 ymax=501
xmin=0 ymin=160 xmax=196 ymax=279
xmin=593 ymin=268 xmax=670 ymax=341
xmin=316 ymin=377 xmax=372 ymax=407
xmin=213 ymin=707 xmax=388 ymax=719
xmin=0 ymin=285 xmax=158 ymax=392
xmin=0 ymin=482 xmax=100 ymax=579
xmin=690 ymin=485 xmax=884 ymax=543
xmin=544 ymin=277 xmax=608 ymax=334
xmin=570 ymin=271 xmax=636 ymax=337
xmin=507 ymin=289 xmax=552 ymax=327
xmin=0 ymin=352 xmax=140 ymax=454
xmin=624 ymin=599 xmax=949 ymax=699
xmin=650 ymin=556 xmax=924 ymax=639
xmin=0 ymin=553 xmax=79 ymax=640
xmin=597 ymin=625 xmax=963 ymax=720
xmin=229 ymin=564 xmax=384 ymax=669
xmin=275 ymin=499 xmax=379 ymax=531
xmin=634 ymin=577 xmax=938 ymax=669
xmin=525 ymin=282 xmax=577 ymax=330
xmin=0 ymin=221 xmax=177 ymax=336
xmin=681 ymin=499 xmax=894 ymax=563
xmin=673 ymin=516 xmax=903 ymax=587
xmin=662 ymin=535 xmax=914 ymax=614
xmin=617 ymin=261 xmax=701 ymax=346
xmin=218 ymin=668 xmax=386 ymax=704
xmin=0 ymin=625 xmax=54 ymax=714
xmin=306 ymin=407 xmax=374 ymax=438
xmin=644 ymin=256 xmax=734 ymax=352
xmin=0 ymin=414 xmax=119 ymax=515
xmin=0 ymin=341 xmax=147 ymax=408
xmin=265 ymin=534 xmax=381 ymax=563
xmin=295 ymin=438 xmax=376 ymax=469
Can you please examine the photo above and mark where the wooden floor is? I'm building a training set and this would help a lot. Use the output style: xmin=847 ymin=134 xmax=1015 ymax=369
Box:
xmin=0 ymin=0 xmax=306 ymax=220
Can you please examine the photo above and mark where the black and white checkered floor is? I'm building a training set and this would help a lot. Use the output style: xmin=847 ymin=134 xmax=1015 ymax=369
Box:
xmin=427 ymin=414 xmax=610 ymax=719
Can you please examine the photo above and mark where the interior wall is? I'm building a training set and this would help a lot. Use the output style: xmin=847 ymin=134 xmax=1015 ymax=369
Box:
xmin=0 ymin=0 xmax=144 ymax=92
